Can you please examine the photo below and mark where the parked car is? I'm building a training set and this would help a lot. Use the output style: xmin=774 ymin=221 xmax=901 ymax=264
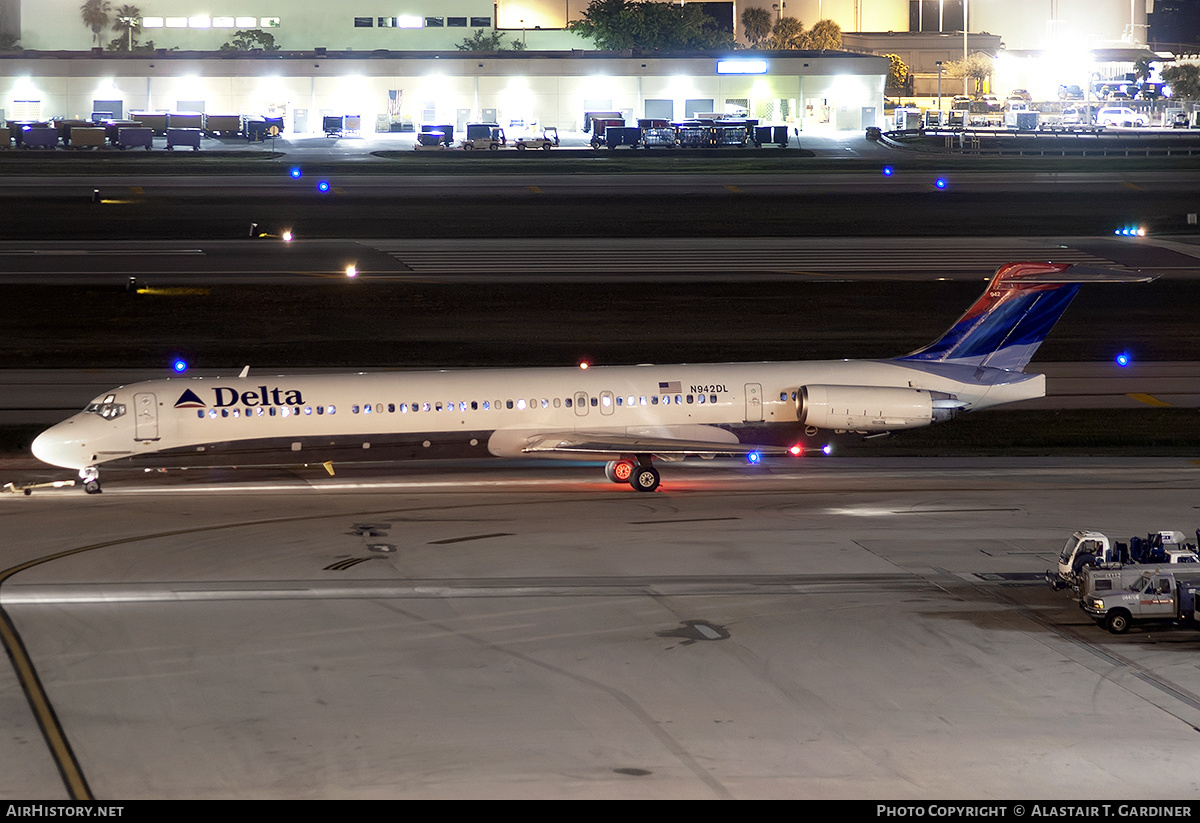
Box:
xmin=1008 ymin=88 xmax=1033 ymax=101
xmin=1058 ymin=84 xmax=1084 ymax=100
xmin=1097 ymin=106 xmax=1148 ymax=127
xmin=1060 ymin=106 xmax=1088 ymax=125
xmin=980 ymin=94 xmax=1002 ymax=111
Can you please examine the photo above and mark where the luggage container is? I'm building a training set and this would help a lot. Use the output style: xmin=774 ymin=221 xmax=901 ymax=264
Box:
xmin=55 ymin=119 xmax=91 ymax=145
xmin=21 ymin=127 xmax=58 ymax=149
xmin=413 ymin=130 xmax=447 ymax=150
xmin=166 ymin=128 xmax=202 ymax=151
xmin=168 ymin=112 xmax=203 ymax=130
xmin=641 ymin=126 xmax=677 ymax=147
xmin=713 ymin=122 xmax=750 ymax=146
xmin=244 ymin=117 xmax=284 ymax=141
xmin=604 ymin=126 xmax=642 ymax=149
xmin=322 ymin=115 xmax=344 ymax=137
xmin=69 ymin=127 xmax=106 ymax=149
xmin=130 ymin=112 xmax=168 ymax=135
xmin=675 ymin=122 xmax=713 ymax=147
xmin=204 ymin=114 xmax=242 ymax=137
xmin=116 ymin=127 xmax=153 ymax=150
xmin=102 ymin=119 xmax=142 ymax=143
xmin=755 ymin=125 xmax=789 ymax=147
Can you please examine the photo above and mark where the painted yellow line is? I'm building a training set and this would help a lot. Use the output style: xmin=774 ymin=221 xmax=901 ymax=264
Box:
xmin=527 ymin=186 xmax=543 ymax=194
xmin=130 ymin=186 xmax=144 ymax=195
xmin=0 ymin=609 xmax=93 ymax=799
xmin=1122 ymin=181 xmax=1144 ymax=191
xmin=1127 ymin=392 xmax=1172 ymax=407
xmin=332 ymin=186 xmax=348 ymax=195
xmin=724 ymin=185 xmax=742 ymax=193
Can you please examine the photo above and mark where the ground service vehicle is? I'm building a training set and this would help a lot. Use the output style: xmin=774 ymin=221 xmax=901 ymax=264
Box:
xmin=461 ymin=123 xmax=505 ymax=150
xmin=1082 ymin=569 xmax=1200 ymax=633
xmin=589 ymin=118 xmax=624 ymax=148
xmin=1097 ymin=106 xmax=1147 ymax=127
xmin=1048 ymin=530 xmax=1198 ymax=591
xmin=515 ymin=127 xmax=558 ymax=151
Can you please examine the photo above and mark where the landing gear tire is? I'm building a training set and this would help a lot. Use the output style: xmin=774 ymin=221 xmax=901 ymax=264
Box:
xmin=605 ymin=460 xmax=635 ymax=484
xmin=630 ymin=466 xmax=660 ymax=493
xmin=84 ymin=479 xmax=101 ymax=494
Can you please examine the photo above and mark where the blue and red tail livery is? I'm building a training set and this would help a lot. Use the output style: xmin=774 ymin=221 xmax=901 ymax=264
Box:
xmin=900 ymin=262 xmax=1140 ymax=372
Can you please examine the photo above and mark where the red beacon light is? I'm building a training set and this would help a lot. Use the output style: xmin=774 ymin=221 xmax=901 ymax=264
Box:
xmin=789 ymin=444 xmax=803 ymax=456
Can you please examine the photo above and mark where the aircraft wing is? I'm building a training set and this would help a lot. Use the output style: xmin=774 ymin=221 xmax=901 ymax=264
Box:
xmin=519 ymin=431 xmax=791 ymax=459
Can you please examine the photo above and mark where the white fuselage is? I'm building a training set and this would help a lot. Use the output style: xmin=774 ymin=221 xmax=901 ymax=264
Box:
xmin=31 ymin=358 xmax=1044 ymax=472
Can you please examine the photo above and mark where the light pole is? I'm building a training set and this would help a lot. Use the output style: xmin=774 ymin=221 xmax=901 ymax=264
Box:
xmin=936 ymin=60 xmax=943 ymax=125
xmin=773 ymin=2 xmax=786 ymax=23
xmin=963 ymin=0 xmax=970 ymax=96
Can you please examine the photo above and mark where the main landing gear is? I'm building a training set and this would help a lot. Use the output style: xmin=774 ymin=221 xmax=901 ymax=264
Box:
xmin=604 ymin=457 xmax=660 ymax=493
xmin=79 ymin=466 xmax=101 ymax=494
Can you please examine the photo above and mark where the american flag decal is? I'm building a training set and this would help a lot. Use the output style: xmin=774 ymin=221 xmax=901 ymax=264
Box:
xmin=658 ymin=381 xmax=681 ymax=394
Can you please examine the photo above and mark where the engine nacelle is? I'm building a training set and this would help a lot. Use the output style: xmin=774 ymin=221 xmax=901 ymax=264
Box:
xmin=797 ymin=385 xmax=961 ymax=433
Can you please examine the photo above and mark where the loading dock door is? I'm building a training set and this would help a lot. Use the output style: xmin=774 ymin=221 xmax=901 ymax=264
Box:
xmin=645 ymin=99 xmax=673 ymax=120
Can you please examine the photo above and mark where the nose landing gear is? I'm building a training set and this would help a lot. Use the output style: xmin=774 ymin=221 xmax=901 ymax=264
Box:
xmin=79 ymin=466 xmax=102 ymax=494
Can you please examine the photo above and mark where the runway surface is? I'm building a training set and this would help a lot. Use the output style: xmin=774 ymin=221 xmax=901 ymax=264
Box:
xmin=3 ymin=457 xmax=1200 ymax=798
xmin=1 ymin=235 xmax=1198 ymax=285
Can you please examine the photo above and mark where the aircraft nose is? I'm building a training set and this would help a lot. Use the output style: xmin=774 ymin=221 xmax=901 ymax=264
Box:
xmin=31 ymin=421 xmax=89 ymax=470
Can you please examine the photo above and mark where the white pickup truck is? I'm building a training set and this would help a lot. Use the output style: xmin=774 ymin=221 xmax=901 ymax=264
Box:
xmin=1082 ymin=569 xmax=1200 ymax=633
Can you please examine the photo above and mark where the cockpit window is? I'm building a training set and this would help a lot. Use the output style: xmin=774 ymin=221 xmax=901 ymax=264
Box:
xmin=84 ymin=399 xmax=126 ymax=420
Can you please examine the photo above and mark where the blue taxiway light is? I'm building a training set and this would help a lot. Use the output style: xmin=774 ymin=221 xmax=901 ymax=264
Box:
xmin=882 ymin=166 xmax=894 ymax=176
xmin=1116 ymin=352 xmax=1131 ymax=367
xmin=317 ymin=181 xmax=330 ymax=192
xmin=172 ymin=359 xmax=188 ymax=373
xmin=290 ymin=167 xmax=302 ymax=179
xmin=934 ymin=177 xmax=947 ymax=189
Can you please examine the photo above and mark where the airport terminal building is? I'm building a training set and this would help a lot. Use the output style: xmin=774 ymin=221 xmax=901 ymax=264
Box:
xmin=0 ymin=0 xmax=1151 ymax=134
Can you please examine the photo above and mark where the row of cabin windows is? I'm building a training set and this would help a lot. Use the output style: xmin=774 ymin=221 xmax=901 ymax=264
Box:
xmin=353 ymin=17 xmax=491 ymax=28
xmin=194 ymin=393 xmax=722 ymax=419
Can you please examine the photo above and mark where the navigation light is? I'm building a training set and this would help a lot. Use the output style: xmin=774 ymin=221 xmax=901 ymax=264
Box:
xmin=789 ymin=444 xmax=803 ymax=456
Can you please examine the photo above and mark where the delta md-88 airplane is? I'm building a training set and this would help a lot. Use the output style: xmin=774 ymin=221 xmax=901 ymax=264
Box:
xmin=32 ymin=262 xmax=1146 ymax=494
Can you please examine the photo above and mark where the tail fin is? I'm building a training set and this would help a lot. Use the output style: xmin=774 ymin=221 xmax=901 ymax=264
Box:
xmin=899 ymin=262 xmax=1151 ymax=372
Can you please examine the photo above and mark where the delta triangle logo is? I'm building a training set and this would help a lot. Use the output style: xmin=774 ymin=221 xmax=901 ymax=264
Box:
xmin=174 ymin=388 xmax=206 ymax=408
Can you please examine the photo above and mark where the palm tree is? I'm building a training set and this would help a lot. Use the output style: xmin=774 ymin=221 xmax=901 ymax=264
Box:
xmin=770 ymin=16 xmax=805 ymax=49
xmin=740 ymin=7 xmax=772 ymax=48
xmin=806 ymin=19 xmax=842 ymax=50
xmin=79 ymin=0 xmax=112 ymax=48
xmin=111 ymin=5 xmax=142 ymax=51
